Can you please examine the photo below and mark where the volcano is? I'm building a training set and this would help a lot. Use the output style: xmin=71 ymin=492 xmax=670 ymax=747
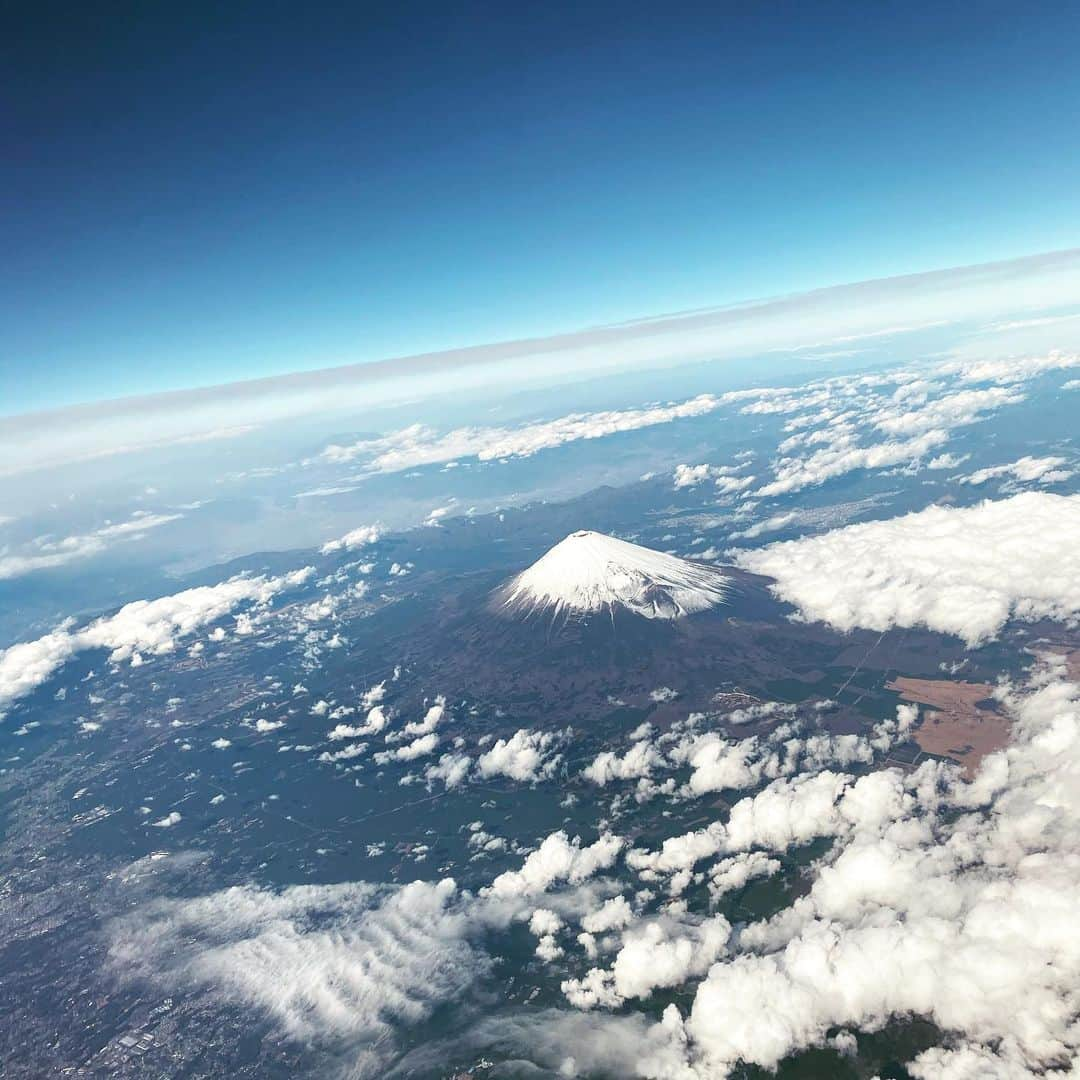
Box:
xmin=491 ymin=530 xmax=730 ymax=623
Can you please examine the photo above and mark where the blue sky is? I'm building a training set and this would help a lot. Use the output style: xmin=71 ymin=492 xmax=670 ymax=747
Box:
xmin=5 ymin=2 xmax=1080 ymax=414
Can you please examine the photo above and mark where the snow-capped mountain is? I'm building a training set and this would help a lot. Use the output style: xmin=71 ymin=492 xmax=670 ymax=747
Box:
xmin=491 ymin=530 xmax=729 ymax=622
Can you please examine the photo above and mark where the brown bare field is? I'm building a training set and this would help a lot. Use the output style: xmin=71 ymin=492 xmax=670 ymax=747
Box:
xmin=886 ymin=675 xmax=1010 ymax=777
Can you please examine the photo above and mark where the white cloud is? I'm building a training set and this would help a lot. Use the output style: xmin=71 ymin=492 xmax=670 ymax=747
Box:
xmin=453 ymin=1007 xmax=695 ymax=1080
xmin=755 ymin=428 xmax=951 ymax=497
xmin=317 ymin=742 xmax=367 ymax=763
xmin=925 ymin=451 xmax=969 ymax=470
xmin=985 ymin=312 xmax=1080 ymax=333
xmin=648 ymin=686 xmax=679 ymax=704
xmin=626 ymin=823 xmax=727 ymax=878
xmin=672 ymin=462 xmax=751 ymax=492
xmin=677 ymin=669 xmax=1080 ymax=1077
xmin=529 ymin=909 xmax=565 ymax=962
xmin=742 ymin=362 xmax=1044 ymax=498
xmin=728 ymin=511 xmax=800 ymax=540
xmin=373 ymin=732 xmax=440 ymax=764
xmin=401 ymin=696 xmax=447 ymax=737
xmin=0 ymin=511 xmax=182 ymax=580
xmin=0 ymin=567 xmax=314 ymax=716
xmin=959 ymin=454 xmax=1073 ymax=487
xmin=9 ymin=254 xmax=1079 ymax=479
xmin=360 ymin=681 xmax=386 ymax=708
xmin=329 ymin=705 xmax=389 ymax=740
xmin=869 ymin=385 xmax=1024 ymax=437
xmin=673 ymin=463 xmax=718 ymax=489
xmin=108 ymin=877 xmax=488 ymax=1077
xmin=322 ymin=395 xmax=725 ymax=474
xmin=942 ymin=349 xmax=1080 ymax=385
xmin=424 ymin=504 xmax=454 ymax=527
xmin=484 ymin=831 xmax=624 ymax=899
xmin=563 ymin=911 xmax=731 ymax=1008
xmin=0 ymin=421 xmax=259 ymax=480
xmin=669 ymin=732 xmax=769 ymax=795
xmin=476 ymin=728 xmax=567 ymax=783
xmin=112 ymin=659 xmax=1080 ymax=1077
xmin=707 ymin=851 xmax=781 ymax=903
xmin=319 ymin=524 xmax=382 ymax=554
xmin=734 ymin=492 xmax=1080 ymax=645
xmin=422 ymin=752 xmax=472 ymax=790
xmin=580 ymin=895 xmax=635 ymax=935
xmin=582 ymin=740 xmax=664 ymax=787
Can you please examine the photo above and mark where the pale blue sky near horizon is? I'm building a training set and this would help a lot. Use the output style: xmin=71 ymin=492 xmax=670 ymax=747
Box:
xmin=5 ymin=3 xmax=1080 ymax=415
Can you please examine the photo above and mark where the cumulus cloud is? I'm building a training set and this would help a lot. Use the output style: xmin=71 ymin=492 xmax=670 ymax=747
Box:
xmin=741 ymin=361 xmax=1045 ymax=498
xmin=422 ymin=752 xmax=472 ymax=790
xmin=113 ymin=660 xmax=1080 ymax=1077
xmin=373 ymin=732 xmax=439 ymax=764
xmin=484 ymin=831 xmax=624 ymax=899
xmin=959 ymin=454 xmax=1074 ymax=487
xmin=0 ymin=567 xmax=314 ymax=716
xmin=535 ymin=666 xmax=1080 ymax=1076
xmin=529 ymin=908 xmax=565 ymax=962
xmin=672 ymin=462 xmax=753 ymax=493
xmin=941 ymin=348 xmax=1080 ymax=385
xmin=580 ymin=895 xmax=635 ymax=935
xmin=319 ymin=524 xmax=382 ymax=554
xmin=476 ymin=728 xmax=568 ymax=783
xmin=582 ymin=705 xmax=907 ymax=816
xmin=360 ymin=681 xmax=386 ymax=708
xmin=317 ymin=741 xmax=367 ymax=763
xmin=734 ymin=492 xmax=1080 ymax=645
xmin=562 ymin=910 xmax=731 ymax=1009
xmin=676 ymin=668 xmax=1080 ymax=1076
xmin=582 ymin=740 xmax=665 ymax=787
xmin=727 ymin=510 xmax=800 ymax=540
xmin=869 ymin=385 xmax=1024 ymax=437
xmin=649 ymin=686 xmax=679 ymax=704
xmin=755 ymin=427 xmax=951 ymax=497
xmin=329 ymin=705 xmax=388 ymax=741
xmin=626 ymin=837 xmax=720 ymax=904
xmin=669 ymin=732 xmax=770 ymax=795
xmin=401 ymin=696 xmax=447 ymax=738
xmin=707 ymin=851 xmax=782 ymax=902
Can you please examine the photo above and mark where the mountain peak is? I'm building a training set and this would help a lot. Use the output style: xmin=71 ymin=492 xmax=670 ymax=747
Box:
xmin=492 ymin=530 xmax=729 ymax=622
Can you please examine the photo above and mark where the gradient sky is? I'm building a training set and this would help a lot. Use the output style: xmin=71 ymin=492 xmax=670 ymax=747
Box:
xmin=5 ymin=1 xmax=1080 ymax=414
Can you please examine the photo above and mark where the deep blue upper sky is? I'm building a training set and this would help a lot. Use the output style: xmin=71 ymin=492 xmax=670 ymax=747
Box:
xmin=5 ymin=1 xmax=1080 ymax=414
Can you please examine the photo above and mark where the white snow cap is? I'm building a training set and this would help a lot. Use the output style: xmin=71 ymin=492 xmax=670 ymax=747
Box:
xmin=493 ymin=530 xmax=729 ymax=621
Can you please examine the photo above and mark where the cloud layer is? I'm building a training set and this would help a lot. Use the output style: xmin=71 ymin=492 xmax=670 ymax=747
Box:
xmin=734 ymin=492 xmax=1080 ymax=645
xmin=108 ymin=878 xmax=488 ymax=1077
xmin=321 ymin=395 xmax=725 ymax=473
xmin=0 ymin=567 xmax=312 ymax=715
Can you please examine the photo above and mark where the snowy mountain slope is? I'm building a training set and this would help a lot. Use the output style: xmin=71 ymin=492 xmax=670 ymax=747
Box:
xmin=491 ymin=530 xmax=729 ymax=622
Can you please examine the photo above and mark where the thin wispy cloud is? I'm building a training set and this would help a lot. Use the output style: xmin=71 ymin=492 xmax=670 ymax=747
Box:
xmin=0 ymin=510 xmax=183 ymax=580
xmin=4 ymin=250 xmax=1078 ymax=480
